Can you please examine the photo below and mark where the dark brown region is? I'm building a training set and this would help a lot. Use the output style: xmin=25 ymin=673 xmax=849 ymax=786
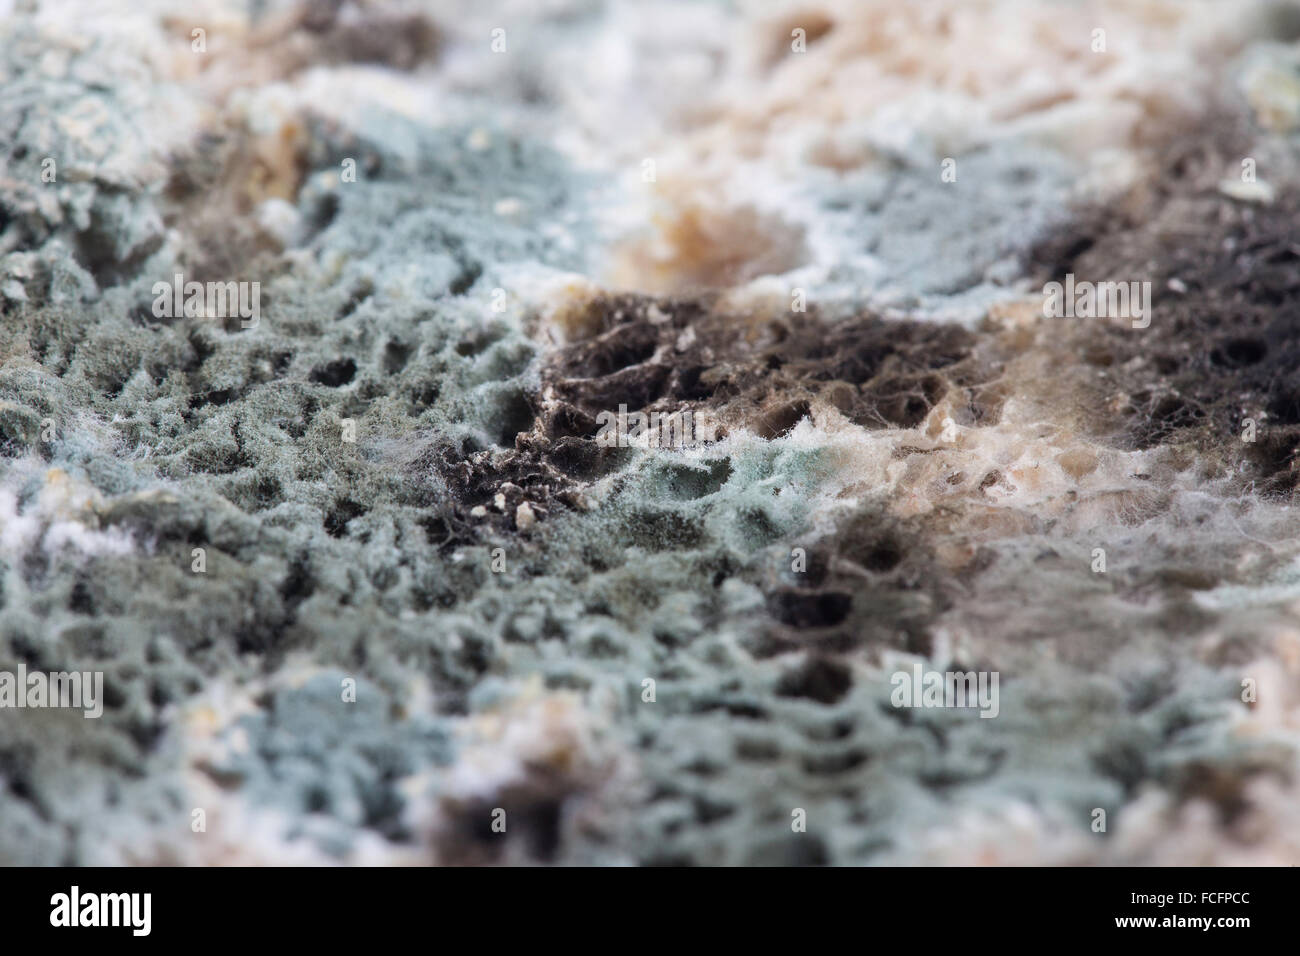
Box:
xmin=429 ymin=293 xmax=994 ymax=652
xmin=1027 ymin=144 xmax=1300 ymax=495
xmin=538 ymin=294 xmax=991 ymax=441
xmin=431 ymin=294 xmax=993 ymax=534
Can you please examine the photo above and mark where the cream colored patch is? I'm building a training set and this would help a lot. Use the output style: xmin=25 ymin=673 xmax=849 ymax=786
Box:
xmin=609 ymin=186 xmax=808 ymax=294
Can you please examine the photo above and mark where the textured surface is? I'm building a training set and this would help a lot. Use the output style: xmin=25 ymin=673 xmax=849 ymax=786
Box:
xmin=2 ymin=0 xmax=1300 ymax=865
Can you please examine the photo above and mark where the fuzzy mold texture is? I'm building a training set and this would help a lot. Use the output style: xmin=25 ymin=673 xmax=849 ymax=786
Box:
xmin=2 ymin=0 xmax=1300 ymax=866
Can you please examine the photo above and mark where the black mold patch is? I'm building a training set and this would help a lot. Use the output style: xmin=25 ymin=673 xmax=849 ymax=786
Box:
xmin=776 ymin=656 xmax=853 ymax=705
xmin=310 ymin=357 xmax=358 ymax=387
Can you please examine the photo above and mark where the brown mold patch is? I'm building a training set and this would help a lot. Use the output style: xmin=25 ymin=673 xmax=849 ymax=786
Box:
xmin=760 ymin=8 xmax=836 ymax=69
xmin=1024 ymin=140 xmax=1300 ymax=494
xmin=538 ymin=292 xmax=993 ymax=442
xmin=418 ymin=433 xmax=597 ymax=548
xmin=423 ymin=292 xmax=992 ymax=658
xmin=159 ymin=121 xmax=307 ymax=299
